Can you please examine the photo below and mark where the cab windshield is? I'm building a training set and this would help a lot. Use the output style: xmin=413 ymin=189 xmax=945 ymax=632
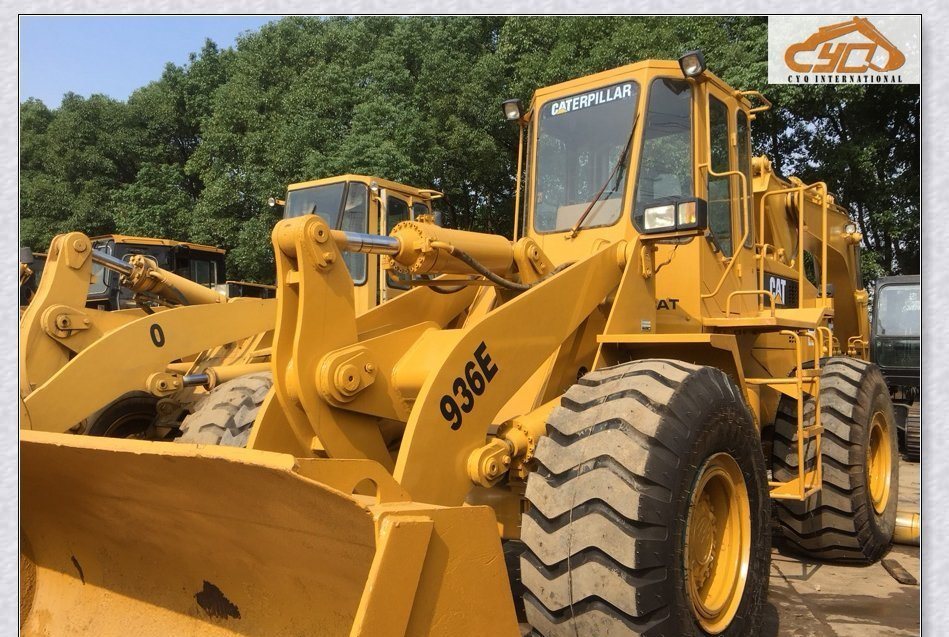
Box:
xmin=876 ymin=284 xmax=921 ymax=337
xmin=533 ymin=81 xmax=640 ymax=232
xmin=285 ymin=182 xmax=347 ymax=226
xmin=284 ymin=181 xmax=370 ymax=284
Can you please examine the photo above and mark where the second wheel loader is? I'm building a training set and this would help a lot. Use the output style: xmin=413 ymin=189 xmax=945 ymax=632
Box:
xmin=21 ymin=53 xmax=910 ymax=636
xmin=19 ymin=175 xmax=442 ymax=441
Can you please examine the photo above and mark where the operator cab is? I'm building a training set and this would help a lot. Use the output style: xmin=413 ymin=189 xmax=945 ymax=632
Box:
xmin=88 ymin=236 xmax=226 ymax=311
xmin=279 ymin=174 xmax=442 ymax=311
xmin=517 ymin=56 xmax=852 ymax=337
xmin=524 ymin=59 xmax=755 ymax=261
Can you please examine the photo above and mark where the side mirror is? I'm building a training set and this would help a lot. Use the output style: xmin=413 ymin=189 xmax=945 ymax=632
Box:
xmin=19 ymin=246 xmax=34 ymax=265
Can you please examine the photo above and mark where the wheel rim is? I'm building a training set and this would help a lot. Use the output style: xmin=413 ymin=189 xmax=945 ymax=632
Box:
xmin=867 ymin=411 xmax=892 ymax=514
xmin=103 ymin=412 xmax=153 ymax=439
xmin=685 ymin=452 xmax=751 ymax=634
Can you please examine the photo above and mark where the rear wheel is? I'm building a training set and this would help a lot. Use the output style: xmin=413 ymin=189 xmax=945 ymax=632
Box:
xmin=176 ymin=372 xmax=272 ymax=447
xmin=86 ymin=392 xmax=162 ymax=439
xmin=521 ymin=359 xmax=770 ymax=636
xmin=772 ymin=357 xmax=898 ymax=563
xmin=904 ymin=402 xmax=920 ymax=462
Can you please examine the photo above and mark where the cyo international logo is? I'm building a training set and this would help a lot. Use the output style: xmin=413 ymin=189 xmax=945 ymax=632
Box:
xmin=768 ymin=15 xmax=920 ymax=85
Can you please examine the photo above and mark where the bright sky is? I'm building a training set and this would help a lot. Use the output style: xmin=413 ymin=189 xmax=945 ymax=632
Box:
xmin=19 ymin=16 xmax=281 ymax=106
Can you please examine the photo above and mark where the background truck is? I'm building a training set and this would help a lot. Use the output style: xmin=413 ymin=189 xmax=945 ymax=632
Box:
xmin=871 ymin=274 xmax=921 ymax=460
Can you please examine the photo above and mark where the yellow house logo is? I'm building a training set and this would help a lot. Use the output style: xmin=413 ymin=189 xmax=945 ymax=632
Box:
xmin=784 ymin=17 xmax=905 ymax=74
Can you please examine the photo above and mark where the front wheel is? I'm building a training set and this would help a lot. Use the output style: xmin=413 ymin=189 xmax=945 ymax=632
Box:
xmin=521 ymin=359 xmax=771 ymax=636
xmin=176 ymin=372 xmax=272 ymax=447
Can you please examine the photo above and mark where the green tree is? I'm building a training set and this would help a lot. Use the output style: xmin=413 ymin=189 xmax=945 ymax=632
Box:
xmin=771 ymin=84 xmax=920 ymax=277
xmin=19 ymin=16 xmax=919 ymax=284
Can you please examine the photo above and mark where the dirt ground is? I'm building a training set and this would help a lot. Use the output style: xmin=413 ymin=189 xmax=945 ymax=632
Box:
xmin=764 ymin=458 xmax=921 ymax=636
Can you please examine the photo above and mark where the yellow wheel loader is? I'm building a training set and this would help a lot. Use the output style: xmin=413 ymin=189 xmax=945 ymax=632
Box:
xmin=21 ymin=54 xmax=914 ymax=636
xmin=20 ymin=234 xmax=260 ymax=438
xmin=19 ymin=175 xmax=440 ymax=441
xmin=22 ymin=235 xmax=227 ymax=311
xmin=85 ymin=234 xmax=228 ymax=311
xmin=176 ymin=175 xmax=443 ymax=445
xmin=19 ymin=247 xmax=46 ymax=307
xmin=19 ymin=232 xmax=275 ymax=437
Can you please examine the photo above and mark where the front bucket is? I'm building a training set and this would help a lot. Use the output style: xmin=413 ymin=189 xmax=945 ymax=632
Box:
xmin=20 ymin=431 xmax=519 ymax=637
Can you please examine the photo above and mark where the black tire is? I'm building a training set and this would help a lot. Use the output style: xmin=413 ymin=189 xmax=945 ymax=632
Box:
xmin=904 ymin=402 xmax=920 ymax=462
xmin=502 ymin=540 xmax=527 ymax=622
xmin=86 ymin=392 xmax=162 ymax=439
xmin=176 ymin=372 xmax=272 ymax=447
xmin=772 ymin=357 xmax=898 ymax=563
xmin=521 ymin=359 xmax=771 ymax=636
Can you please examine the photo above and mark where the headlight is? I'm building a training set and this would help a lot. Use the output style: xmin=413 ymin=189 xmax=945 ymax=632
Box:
xmin=678 ymin=50 xmax=707 ymax=78
xmin=638 ymin=198 xmax=708 ymax=234
xmin=677 ymin=201 xmax=698 ymax=226
xmin=643 ymin=204 xmax=676 ymax=231
xmin=501 ymin=98 xmax=523 ymax=122
xmin=843 ymin=221 xmax=862 ymax=244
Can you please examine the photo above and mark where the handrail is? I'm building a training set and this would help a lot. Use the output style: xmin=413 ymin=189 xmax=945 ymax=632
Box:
xmin=781 ymin=329 xmax=806 ymax=498
xmin=726 ymin=289 xmax=775 ymax=317
xmin=804 ymin=330 xmax=822 ymax=371
xmin=816 ymin=182 xmax=828 ymax=303
xmin=756 ymin=243 xmax=776 ymax=301
xmin=738 ymin=90 xmax=773 ymax=114
xmin=756 ymin=181 xmax=830 ymax=308
xmin=700 ymin=164 xmax=750 ymax=301
xmin=816 ymin=326 xmax=834 ymax=358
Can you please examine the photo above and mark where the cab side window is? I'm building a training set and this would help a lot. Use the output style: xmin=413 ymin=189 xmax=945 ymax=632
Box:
xmin=191 ymin=259 xmax=214 ymax=286
xmin=736 ymin=110 xmax=753 ymax=247
xmin=412 ymin=202 xmax=429 ymax=219
xmin=340 ymin=183 xmax=369 ymax=284
xmin=708 ymin=96 xmax=734 ymax=257
xmin=386 ymin=196 xmax=412 ymax=289
xmin=387 ymin=196 xmax=410 ymax=231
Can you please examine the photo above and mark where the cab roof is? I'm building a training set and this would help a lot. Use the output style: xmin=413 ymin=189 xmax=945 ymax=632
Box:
xmin=91 ymin=234 xmax=226 ymax=255
xmin=287 ymin=174 xmax=442 ymax=200
xmin=530 ymin=59 xmax=751 ymax=111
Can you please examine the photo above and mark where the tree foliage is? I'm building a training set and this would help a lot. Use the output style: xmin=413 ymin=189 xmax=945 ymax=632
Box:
xmin=20 ymin=16 xmax=919 ymax=282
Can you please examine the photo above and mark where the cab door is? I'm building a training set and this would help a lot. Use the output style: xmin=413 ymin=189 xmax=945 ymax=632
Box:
xmin=377 ymin=190 xmax=416 ymax=303
xmin=701 ymin=83 xmax=756 ymax=315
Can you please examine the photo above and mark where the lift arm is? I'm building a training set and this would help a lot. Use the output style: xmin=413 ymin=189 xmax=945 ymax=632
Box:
xmin=21 ymin=298 xmax=276 ymax=433
xmin=250 ymin=215 xmax=626 ymax=506
xmin=20 ymin=232 xmax=230 ymax=395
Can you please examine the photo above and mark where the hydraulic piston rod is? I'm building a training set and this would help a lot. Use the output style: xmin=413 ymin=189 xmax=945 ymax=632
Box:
xmin=332 ymin=231 xmax=401 ymax=256
xmin=91 ymin=249 xmax=134 ymax=277
xmin=331 ymin=222 xmax=515 ymax=276
xmin=92 ymin=248 xmax=224 ymax=306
